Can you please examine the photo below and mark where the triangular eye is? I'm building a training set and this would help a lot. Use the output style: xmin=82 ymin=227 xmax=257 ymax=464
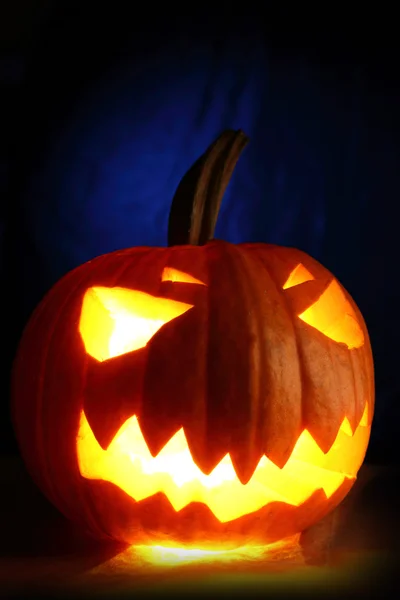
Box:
xmin=283 ymin=264 xmax=364 ymax=349
xmin=79 ymin=287 xmax=193 ymax=362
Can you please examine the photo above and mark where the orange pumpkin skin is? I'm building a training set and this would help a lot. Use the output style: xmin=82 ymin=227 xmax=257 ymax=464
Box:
xmin=11 ymin=239 xmax=374 ymax=548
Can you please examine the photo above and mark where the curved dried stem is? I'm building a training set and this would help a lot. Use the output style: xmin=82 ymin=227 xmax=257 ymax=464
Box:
xmin=168 ymin=129 xmax=249 ymax=246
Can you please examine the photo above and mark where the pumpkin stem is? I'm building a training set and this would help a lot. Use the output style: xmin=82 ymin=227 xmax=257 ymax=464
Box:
xmin=168 ymin=129 xmax=249 ymax=246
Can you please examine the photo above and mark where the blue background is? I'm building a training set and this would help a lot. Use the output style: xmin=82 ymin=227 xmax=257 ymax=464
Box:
xmin=1 ymin=6 xmax=398 ymax=463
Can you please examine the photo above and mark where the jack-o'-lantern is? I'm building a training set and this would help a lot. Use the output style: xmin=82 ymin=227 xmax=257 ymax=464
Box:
xmin=11 ymin=130 xmax=374 ymax=554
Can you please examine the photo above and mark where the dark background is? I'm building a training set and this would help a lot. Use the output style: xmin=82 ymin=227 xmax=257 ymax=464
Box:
xmin=0 ymin=3 xmax=398 ymax=465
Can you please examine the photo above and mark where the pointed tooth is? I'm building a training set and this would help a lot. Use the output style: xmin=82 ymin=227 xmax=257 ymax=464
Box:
xmin=222 ymin=415 xmax=265 ymax=484
xmin=181 ymin=377 xmax=234 ymax=476
xmin=139 ymin=309 xmax=199 ymax=457
xmin=138 ymin=415 xmax=183 ymax=457
xmin=185 ymin=406 xmax=234 ymax=477
xmin=185 ymin=429 xmax=229 ymax=476
xmin=258 ymin=386 xmax=303 ymax=471
xmin=229 ymin=449 xmax=264 ymax=485
xmin=295 ymin=319 xmax=357 ymax=455
xmin=83 ymin=349 xmax=146 ymax=450
xmin=303 ymin=379 xmax=345 ymax=454
xmin=306 ymin=420 xmax=341 ymax=455
xmin=263 ymin=435 xmax=301 ymax=470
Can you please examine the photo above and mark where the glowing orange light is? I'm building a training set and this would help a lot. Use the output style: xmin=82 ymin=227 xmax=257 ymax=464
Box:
xmin=283 ymin=264 xmax=314 ymax=289
xmin=283 ymin=264 xmax=364 ymax=349
xmin=129 ymin=535 xmax=299 ymax=566
xmin=79 ymin=286 xmax=193 ymax=361
xmin=77 ymin=404 xmax=370 ymax=523
xmin=161 ymin=267 xmax=206 ymax=286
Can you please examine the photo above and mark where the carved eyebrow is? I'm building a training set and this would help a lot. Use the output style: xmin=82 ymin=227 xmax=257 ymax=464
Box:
xmin=283 ymin=263 xmax=314 ymax=289
xmin=161 ymin=267 xmax=206 ymax=286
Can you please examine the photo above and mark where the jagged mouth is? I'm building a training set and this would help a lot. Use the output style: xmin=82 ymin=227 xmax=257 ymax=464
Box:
xmin=77 ymin=404 xmax=370 ymax=523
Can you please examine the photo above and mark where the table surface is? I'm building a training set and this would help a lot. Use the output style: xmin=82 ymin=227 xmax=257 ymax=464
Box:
xmin=1 ymin=457 xmax=399 ymax=599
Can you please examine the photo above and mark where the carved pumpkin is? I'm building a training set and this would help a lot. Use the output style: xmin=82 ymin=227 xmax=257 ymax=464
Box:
xmin=11 ymin=131 xmax=374 ymax=551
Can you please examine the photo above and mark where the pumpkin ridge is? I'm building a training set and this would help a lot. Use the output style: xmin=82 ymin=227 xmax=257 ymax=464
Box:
xmin=243 ymin=244 xmax=303 ymax=468
xmin=268 ymin=245 xmax=307 ymax=429
xmin=220 ymin=243 xmax=265 ymax=483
